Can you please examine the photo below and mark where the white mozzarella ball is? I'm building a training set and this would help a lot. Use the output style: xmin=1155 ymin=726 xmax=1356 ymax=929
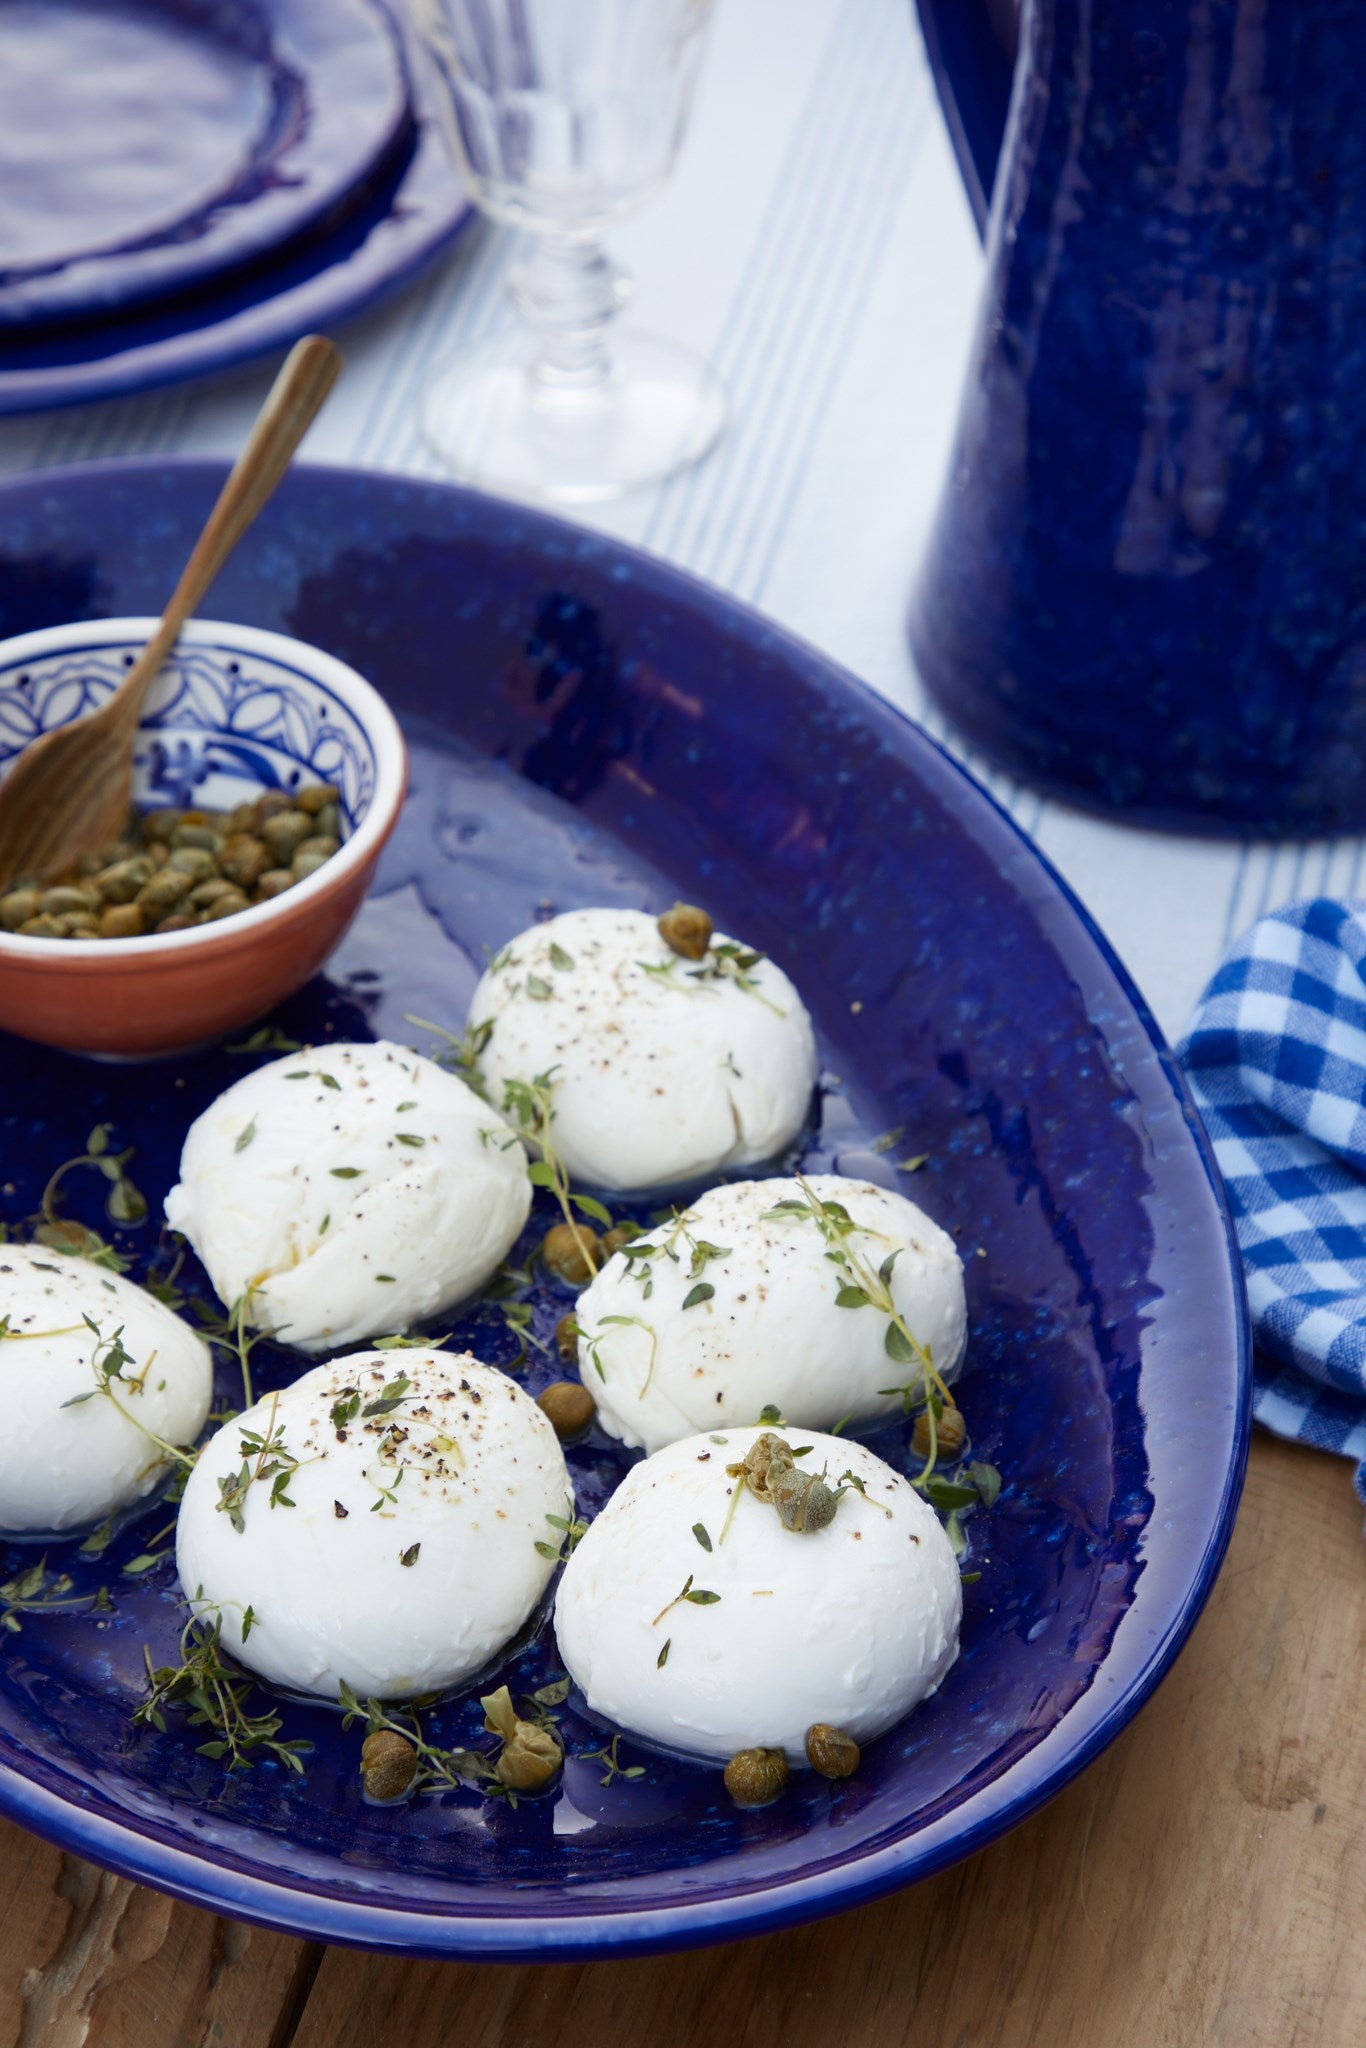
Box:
xmin=555 ymin=1425 xmax=961 ymax=1763
xmin=176 ymin=1352 xmax=573 ymax=1700
xmin=467 ymin=908 xmax=817 ymax=1192
xmin=165 ymin=1041 xmax=531 ymax=1353
xmin=0 ymin=1243 xmax=212 ymax=1533
xmin=576 ymin=1175 xmax=966 ymax=1454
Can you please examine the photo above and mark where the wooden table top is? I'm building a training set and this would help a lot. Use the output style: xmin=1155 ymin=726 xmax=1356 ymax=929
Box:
xmin=1 ymin=1430 xmax=1362 ymax=2048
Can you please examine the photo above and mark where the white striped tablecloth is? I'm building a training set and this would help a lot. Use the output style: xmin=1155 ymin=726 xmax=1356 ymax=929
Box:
xmin=0 ymin=0 xmax=1346 ymax=1047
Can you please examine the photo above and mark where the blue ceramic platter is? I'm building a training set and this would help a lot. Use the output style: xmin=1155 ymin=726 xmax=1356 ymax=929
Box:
xmin=0 ymin=0 xmax=411 ymax=330
xmin=0 ymin=51 xmax=469 ymax=416
xmin=0 ymin=459 xmax=1250 ymax=1959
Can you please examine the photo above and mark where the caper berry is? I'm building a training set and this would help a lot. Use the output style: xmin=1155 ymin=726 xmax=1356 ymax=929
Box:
xmin=723 ymin=1747 xmax=788 ymax=1808
xmin=188 ymin=877 xmax=237 ymax=908
xmin=805 ymin=1724 xmax=860 ymax=1779
xmin=166 ymin=846 xmax=217 ymax=880
xmin=204 ymin=889 xmax=251 ymax=920
xmin=658 ymin=900 xmax=713 ymax=960
xmin=912 ymin=1404 xmax=966 ymax=1462
xmin=170 ymin=821 xmax=221 ymax=852
xmin=537 ymin=1380 xmax=596 ymax=1439
xmin=481 ymin=1684 xmax=563 ymax=1792
xmin=18 ymin=914 xmax=66 ymax=937
xmin=95 ymin=856 xmax=154 ymax=904
xmin=554 ymin=1312 xmax=580 ymax=1363
xmin=99 ymin=903 xmax=146 ymax=939
xmin=137 ymin=868 xmax=192 ymax=911
xmin=292 ymin=848 xmax=331 ymax=881
xmin=360 ymin=1729 xmax=417 ymax=1801
xmin=255 ymin=868 xmax=296 ymax=899
xmin=542 ymin=1221 xmax=600 ymax=1284
xmin=260 ymin=808 xmax=313 ymax=861
xmin=40 ymin=885 xmax=97 ymax=917
xmin=0 ymin=888 xmax=41 ymax=931
xmin=295 ymin=781 xmax=341 ymax=816
xmin=142 ymin=809 xmax=181 ymax=843
xmin=219 ymin=835 xmax=273 ymax=890
xmin=771 ymin=1465 xmax=839 ymax=1533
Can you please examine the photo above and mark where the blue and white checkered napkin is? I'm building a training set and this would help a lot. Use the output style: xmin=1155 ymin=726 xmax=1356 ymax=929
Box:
xmin=1179 ymin=898 xmax=1366 ymax=1502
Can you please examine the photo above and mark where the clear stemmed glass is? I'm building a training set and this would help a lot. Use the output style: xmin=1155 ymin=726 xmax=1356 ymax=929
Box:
xmin=410 ymin=0 xmax=727 ymax=503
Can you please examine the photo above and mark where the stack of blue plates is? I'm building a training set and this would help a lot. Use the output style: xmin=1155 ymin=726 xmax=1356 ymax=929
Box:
xmin=0 ymin=0 xmax=471 ymax=413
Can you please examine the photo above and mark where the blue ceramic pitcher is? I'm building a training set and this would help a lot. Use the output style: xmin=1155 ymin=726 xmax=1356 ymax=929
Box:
xmin=910 ymin=0 xmax=1366 ymax=836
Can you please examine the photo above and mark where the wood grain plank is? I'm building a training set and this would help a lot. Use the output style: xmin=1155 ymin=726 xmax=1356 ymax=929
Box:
xmin=290 ymin=1434 xmax=1366 ymax=2048
xmin=0 ymin=1827 xmax=315 ymax=2048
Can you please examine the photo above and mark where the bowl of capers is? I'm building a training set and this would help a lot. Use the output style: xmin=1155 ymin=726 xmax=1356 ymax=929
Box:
xmin=0 ymin=616 xmax=407 ymax=1056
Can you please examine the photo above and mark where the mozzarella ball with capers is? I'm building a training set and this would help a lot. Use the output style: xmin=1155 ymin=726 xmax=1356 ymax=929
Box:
xmin=176 ymin=1351 xmax=573 ymax=1699
xmin=466 ymin=907 xmax=818 ymax=1192
xmin=165 ymin=1041 xmax=531 ymax=1353
xmin=554 ymin=1424 xmax=961 ymax=1764
xmin=575 ymin=1175 xmax=966 ymax=1454
xmin=0 ymin=1244 xmax=212 ymax=1533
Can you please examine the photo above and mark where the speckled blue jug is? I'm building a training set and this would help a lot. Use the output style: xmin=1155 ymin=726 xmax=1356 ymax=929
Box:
xmin=912 ymin=0 xmax=1366 ymax=835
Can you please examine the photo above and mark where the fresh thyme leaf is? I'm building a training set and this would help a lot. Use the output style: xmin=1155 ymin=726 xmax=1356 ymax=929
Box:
xmin=897 ymin=1155 xmax=928 ymax=1174
xmin=922 ymin=1477 xmax=980 ymax=1512
xmin=396 ymin=1133 xmax=425 ymax=1147
xmin=834 ymin=1283 xmax=871 ymax=1308
xmin=657 ymin=1638 xmax=671 ymax=1668
xmin=527 ymin=1160 xmax=557 ymax=1190
xmin=133 ymin=1607 xmax=310 ymax=1774
xmin=234 ymin=1118 xmax=257 ymax=1154
xmin=396 ymin=1100 xmax=418 ymax=1112
xmin=0 ymin=1556 xmax=112 ymax=1631
xmin=361 ymin=1373 xmax=411 ymax=1419
xmin=548 ymin=943 xmax=575 ymax=971
xmin=691 ymin=1522 xmax=712 ymax=1552
xmin=400 ymin=1543 xmax=421 ymax=1567
xmin=526 ymin=974 xmax=553 ymax=1001
xmin=968 ymin=1460 xmax=1002 ymax=1508
xmin=580 ymin=1734 xmax=644 ymax=1787
xmin=228 ymin=1026 xmax=303 ymax=1054
xmin=330 ymin=1388 xmax=360 ymax=1431
xmin=571 ymin=1192 xmax=613 ymax=1226
xmin=682 ymin=1282 xmax=714 ymax=1310
xmin=330 ymin=1166 xmax=362 ymax=1179
xmin=884 ymin=1322 xmax=916 ymax=1364
xmin=960 ymin=1569 xmax=981 ymax=1583
xmin=757 ymin=1404 xmax=784 ymax=1425
xmin=533 ymin=1677 xmax=572 ymax=1707
xmin=683 ymin=1588 xmax=721 ymax=1605
xmin=871 ymin=1127 xmax=905 ymax=1154
xmin=242 ymin=1605 xmax=257 ymax=1639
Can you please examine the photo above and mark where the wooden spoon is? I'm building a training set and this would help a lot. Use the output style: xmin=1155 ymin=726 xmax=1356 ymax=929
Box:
xmin=0 ymin=333 xmax=342 ymax=888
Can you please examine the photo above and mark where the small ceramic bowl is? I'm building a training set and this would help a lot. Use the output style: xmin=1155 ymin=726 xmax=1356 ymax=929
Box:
xmin=0 ymin=617 xmax=407 ymax=1057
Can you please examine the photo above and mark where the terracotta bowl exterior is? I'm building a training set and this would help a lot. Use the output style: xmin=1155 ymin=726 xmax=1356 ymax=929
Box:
xmin=0 ymin=618 xmax=406 ymax=1056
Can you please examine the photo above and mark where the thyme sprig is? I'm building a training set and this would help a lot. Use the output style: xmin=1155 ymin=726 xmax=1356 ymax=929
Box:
xmin=585 ymin=1313 xmax=658 ymax=1396
xmin=650 ymin=1573 xmax=721 ymax=1627
xmin=215 ymin=1393 xmax=299 ymax=1533
xmin=764 ymin=1175 xmax=957 ymax=1479
xmin=61 ymin=1316 xmax=198 ymax=1472
xmin=134 ymin=1606 xmax=310 ymax=1773
xmin=534 ymin=1510 xmax=589 ymax=1563
xmin=0 ymin=1557 xmax=112 ymax=1633
xmin=41 ymin=1123 xmax=147 ymax=1236
xmin=640 ymin=942 xmax=785 ymax=1016
xmin=501 ymin=1070 xmax=609 ymax=1276
xmin=613 ymin=1209 xmax=730 ymax=1304
xmin=405 ymin=1013 xmax=492 ymax=1097
xmin=189 ymin=1290 xmax=265 ymax=1411
xmin=580 ymin=1734 xmax=646 ymax=1787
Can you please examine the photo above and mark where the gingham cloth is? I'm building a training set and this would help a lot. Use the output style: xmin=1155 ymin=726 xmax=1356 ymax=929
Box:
xmin=1179 ymin=897 xmax=1366 ymax=1502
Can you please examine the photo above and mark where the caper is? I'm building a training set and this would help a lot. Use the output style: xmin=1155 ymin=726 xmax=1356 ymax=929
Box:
xmin=360 ymin=1729 xmax=417 ymax=1801
xmin=253 ymin=790 xmax=295 ymax=823
xmin=537 ymin=1380 xmax=596 ymax=1440
xmin=227 ymin=801 xmax=259 ymax=834
xmin=0 ymin=888 xmax=41 ymax=931
xmin=188 ymin=877 xmax=237 ymax=908
xmin=171 ymin=821 xmax=221 ymax=852
xmin=771 ymin=1464 xmax=839 ymax=1533
xmin=18 ymin=914 xmax=65 ymax=937
xmin=154 ymin=912 xmax=195 ymax=933
xmin=723 ymin=1747 xmax=788 ymax=1808
xmin=260 ymin=808 xmax=312 ymax=861
xmin=554 ymin=1312 xmax=580 ymax=1363
xmin=95 ymin=856 xmax=154 ymax=904
xmin=99 ymin=903 xmax=146 ymax=939
xmin=63 ymin=914 xmax=100 ymax=939
xmin=137 ymin=867 xmax=191 ymax=911
xmin=166 ymin=846 xmax=217 ymax=880
xmin=292 ymin=848 xmax=331 ymax=881
xmin=255 ymin=868 xmax=296 ymax=900
xmin=142 ymin=809 xmax=181 ymax=843
xmin=219 ymin=834 xmax=272 ymax=890
xmin=314 ymin=801 xmax=343 ymax=840
xmin=295 ymin=834 xmax=340 ymax=864
xmin=481 ymin=1684 xmax=563 ymax=1792
xmin=204 ymin=889 xmax=250 ymax=921
xmin=40 ymin=885 xmax=97 ymax=916
xmin=912 ymin=1404 xmax=966 ymax=1461
xmin=658 ymin=901 xmax=713 ymax=960
xmin=542 ymin=1221 xmax=600 ymax=1284
xmin=295 ymin=781 xmax=341 ymax=816
xmin=805 ymin=1724 xmax=860 ymax=1779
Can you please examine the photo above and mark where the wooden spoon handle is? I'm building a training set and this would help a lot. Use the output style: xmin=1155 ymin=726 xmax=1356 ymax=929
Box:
xmin=117 ymin=334 xmax=343 ymax=719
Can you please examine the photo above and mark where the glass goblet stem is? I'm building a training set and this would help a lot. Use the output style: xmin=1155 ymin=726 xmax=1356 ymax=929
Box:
xmin=507 ymin=234 xmax=630 ymax=391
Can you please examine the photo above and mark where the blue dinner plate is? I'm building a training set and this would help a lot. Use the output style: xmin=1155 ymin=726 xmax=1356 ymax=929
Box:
xmin=0 ymin=459 xmax=1250 ymax=1959
xmin=0 ymin=0 xmax=411 ymax=329
xmin=0 ymin=50 xmax=469 ymax=416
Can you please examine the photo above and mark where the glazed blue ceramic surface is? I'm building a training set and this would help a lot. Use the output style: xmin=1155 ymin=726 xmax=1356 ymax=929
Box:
xmin=0 ymin=0 xmax=410 ymax=328
xmin=0 ymin=459 xmax=1249 ymax=1959
xmin=912 ymin=0 xmax=1366 ymax=836
xmin=0 ymin=58 xmax=469 ymax=417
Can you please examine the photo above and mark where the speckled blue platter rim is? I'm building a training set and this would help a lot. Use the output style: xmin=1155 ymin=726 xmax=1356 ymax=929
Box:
xmin=0 ymin=460 xmax=1252 ymax=1959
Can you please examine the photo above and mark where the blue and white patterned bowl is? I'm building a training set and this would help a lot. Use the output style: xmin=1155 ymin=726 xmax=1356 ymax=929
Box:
xmin=0 ymin=617 xmax=406 ymax=1056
